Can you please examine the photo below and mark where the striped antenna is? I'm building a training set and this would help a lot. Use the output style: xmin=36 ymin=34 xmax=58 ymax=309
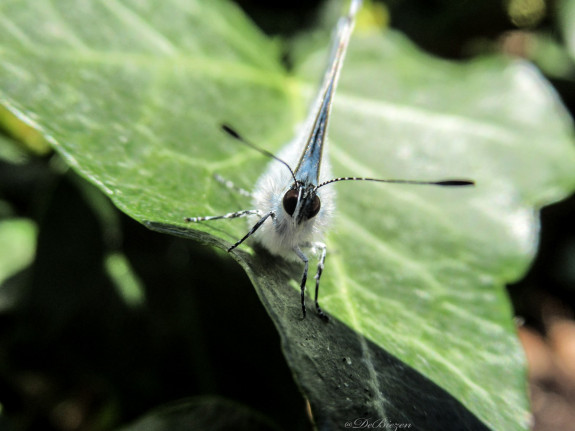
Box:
xmin=316 ymin=177 xmax=474 ymax=189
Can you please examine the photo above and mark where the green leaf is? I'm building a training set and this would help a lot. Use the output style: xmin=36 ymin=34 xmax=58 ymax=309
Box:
xmin=0 ymin=129 xmax=29 ymax=163
xmin=0 ymin=105 xmax=51 ymax=156
xmin=0 ymin=217 xmax=37 ymax=288
xmin=560 ymin=0 xmax=575 ymax=61
xmin=2 ymin=0 xmax=575 ymax=429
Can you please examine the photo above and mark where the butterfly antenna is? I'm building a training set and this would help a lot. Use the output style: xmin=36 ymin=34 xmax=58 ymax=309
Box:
xmin=221 ymin=124 xmax=298 ymax=184
xmin=316 ymin=177 xmax=474 ymax=189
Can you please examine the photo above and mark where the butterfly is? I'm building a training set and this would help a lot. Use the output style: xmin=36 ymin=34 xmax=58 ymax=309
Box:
xmin=186 ymin=0 xmax=473 ymax=321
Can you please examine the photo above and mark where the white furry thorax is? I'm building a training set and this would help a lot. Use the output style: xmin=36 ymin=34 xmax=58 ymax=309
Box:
xmin=248 ymin=136 xmax=335 ymax=261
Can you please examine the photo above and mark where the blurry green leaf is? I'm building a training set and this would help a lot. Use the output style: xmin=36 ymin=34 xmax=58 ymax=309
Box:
xmin=0 ymin=105 xmax=51 ymax=155
xmin=105 ymin=252 xmax=146 ymax=307
xmin=560 ymin=0 xmax=575 ymax=61
xmin=0 ymin=218 xmax=36 ymax=282
xmin=529 ymin=32 xmax=575 ymax=79
xmin=0 ymin=218 xmax=37 ymax=310
xmin=0 ymin=129 xmax=28 ymax=164
xmin=2 ymin=0 xmax=575 ymax=430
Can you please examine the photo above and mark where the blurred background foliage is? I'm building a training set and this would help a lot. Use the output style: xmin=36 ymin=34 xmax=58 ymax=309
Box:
xmin=1 ymin=0 xmax=575 ymax=430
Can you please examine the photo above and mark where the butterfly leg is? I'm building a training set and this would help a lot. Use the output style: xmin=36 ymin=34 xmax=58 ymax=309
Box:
xmin=185 ymin=209 xmax=261 ymax=223
xmin=213 ymin=173 xmax=253 ymax=197
xmin=227 ymin=211 xmax=275 ymax=252
xmin=312 ymin=242 xmax=328 ymax=321
xmin=185 ymin=210 xmax=273 ymax=252
xmin=299 ymin=242 xmax=328 ymax=321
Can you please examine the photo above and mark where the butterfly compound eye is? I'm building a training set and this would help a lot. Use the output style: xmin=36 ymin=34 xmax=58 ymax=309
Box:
xmin=308 ymin=195 xmax=321 ymax=218
xmin=283 ymin=189 xmax=299 ymax=216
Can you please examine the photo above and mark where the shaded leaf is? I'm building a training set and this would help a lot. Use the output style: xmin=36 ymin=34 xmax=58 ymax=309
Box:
xmin=119 ymin=397 xmax=280 ymax=431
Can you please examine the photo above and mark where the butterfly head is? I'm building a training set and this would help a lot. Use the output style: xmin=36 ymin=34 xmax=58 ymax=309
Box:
xmin=282 ymin=182 xmax=321 ymax=225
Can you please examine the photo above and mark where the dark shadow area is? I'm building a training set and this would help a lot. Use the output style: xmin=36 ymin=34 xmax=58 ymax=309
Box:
xmin=0 ymin=169 xmax=309 ymax=430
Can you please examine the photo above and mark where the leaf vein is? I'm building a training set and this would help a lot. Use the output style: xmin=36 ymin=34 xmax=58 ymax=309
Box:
xmin=103 ymin=0 xmax=178 ymax=55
